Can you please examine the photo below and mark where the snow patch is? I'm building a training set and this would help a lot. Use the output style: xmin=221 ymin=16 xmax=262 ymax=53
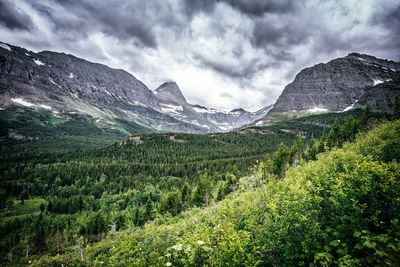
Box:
xmin=357 ymin=57 xmax=366 ymax=61
xmin=160 ymin=103 xmax=183 ymax=114
xmin=230 ymin=110 xmax=242 ymax=116
xmin=11 ymin=98 xmax=35 ymax=107
xmin=49 ymin=77 xmax=59 ymax=86
xmin=34 ymin=59 xmax=45 ymax=66
xmin=0 ymin=43 xmax=11 ymax=51
xmin=373 ymin=79 xmax=384 ymax=86
xmin=69 ymin=73 xmax=74 ymax=78
xmin=193 ymin=106 xmax=233 ymax=114
xmin=256 ymin=121 xmax=264 ymax=126
xmin=193 ymin=106 xmax=209 ymax=113
xmin=39 ymin=104 xmax=52 ymax=110
xmin=218 ymin=125 xmax=234 ymax=131
xmin=307 ymin=107 xmax=329 ymax=113
xmin=11 ymin=98 xmax=57 ymax=112
xmin=342 ymin=104 xmax=354 ymax=112
xmin=190 ymin=120 xmax=210 ymax=129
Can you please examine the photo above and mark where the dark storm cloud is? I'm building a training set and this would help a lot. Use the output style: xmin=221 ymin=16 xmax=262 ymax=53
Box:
xmin=182 ymin=0 xmax=216 ymax=17
xmin=182 ymin=0 xmax=295 ymax=17
xmin=252 ymin=19 xmax=310 ymax=49
xmin=382 ymin=4 xmax=400 ymax=35
xmin=378 ymin=3 xmax=400 ymax=60
xmin=225 ymin=0 xmax=295 ymax=16
xmin=0 ymin=0 xmax=33 ymax=30
xmin=32 ymin=0 xmax=160 ymax=48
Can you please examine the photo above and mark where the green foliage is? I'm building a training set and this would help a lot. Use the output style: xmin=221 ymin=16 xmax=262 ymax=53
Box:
xmin=26 ymin=119 xmax=399 ymax=266
xmin=394 ymin=96 xmax=400 ymax=119
xmin=0 ymin=110 xmax=395 ymax=266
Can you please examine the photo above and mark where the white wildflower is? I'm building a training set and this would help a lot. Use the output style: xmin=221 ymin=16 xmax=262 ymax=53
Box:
xmin=197 ymin=240 xmax=205 ymax=245
xmin=172 ymin=243 xmax=183 ymax=251
xmin=166 ymin=262 xmax=172 ymax=266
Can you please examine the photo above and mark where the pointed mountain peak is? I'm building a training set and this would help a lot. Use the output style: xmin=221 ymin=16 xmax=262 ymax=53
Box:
xmin=230 ymin=108 xmax=247 ymax=113
xmin=154 ymin=81 xmax=187 ymax=104
xmin=156 ymin=81 xmax=178 ymax=89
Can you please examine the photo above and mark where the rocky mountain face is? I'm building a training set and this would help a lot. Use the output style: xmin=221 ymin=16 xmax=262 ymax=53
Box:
xmin=192 ymin=104 xmax=273 ymax=130
xmin=358 ymin=72 xmax=400 ymax=110
xmin=0 ymin=41 xmax=271 ymax=136
xmin=154 ymin=82 xmax=187 ymax=105
xmin=271 ymin=53 xmax=400 ymax=113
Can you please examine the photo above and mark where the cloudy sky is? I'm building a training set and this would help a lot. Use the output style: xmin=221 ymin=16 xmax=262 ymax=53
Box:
xmin=1 ymin=0 xmax=399 ymax=111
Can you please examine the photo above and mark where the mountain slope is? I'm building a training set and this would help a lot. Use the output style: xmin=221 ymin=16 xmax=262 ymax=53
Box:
xmin=271 ymin=53 xmax=400 ymax=113
xmin=0 ymin=41 xmax=272 ymax=140
xmin=0 ymin=41 xmax=211 ymax=135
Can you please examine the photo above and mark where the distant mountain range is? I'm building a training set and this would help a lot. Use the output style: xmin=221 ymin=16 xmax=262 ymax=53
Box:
xmin=1 ymin=41 xmax=399 ymax=139
xmin=0 ymin=41 xmax=271 ymax=135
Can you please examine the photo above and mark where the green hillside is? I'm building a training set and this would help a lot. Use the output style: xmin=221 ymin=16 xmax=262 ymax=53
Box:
xmin=29 ymin=119 xmax=400 ymax=266
xmin=0 ymin=109 xmax=398 ymax=266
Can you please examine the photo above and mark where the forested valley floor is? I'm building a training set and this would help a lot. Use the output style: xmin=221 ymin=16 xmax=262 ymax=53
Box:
xmin=1 ymin=108 xmax=399 ymax=266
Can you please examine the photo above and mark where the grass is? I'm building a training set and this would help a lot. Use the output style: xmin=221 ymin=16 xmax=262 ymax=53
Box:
xmin=0 ymin=197 xmax=47 ymax=220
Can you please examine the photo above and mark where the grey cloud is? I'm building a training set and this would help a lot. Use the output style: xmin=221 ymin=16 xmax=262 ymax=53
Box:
xmin=182 ymin=0 xmax=296 ymax=17
xmin=32 ymin=0 xmax=159 ymax=48
xmin=182 ymin=0 xmax=216 ymax=17
xmin=193 ymin=51 xmax=270 ymax=79
xmin=0 ymin=0 xmax=33 ymax=30
xmin=251 ymin=18 xmax=311 ymax=51
xmin=379 ymin=4 xmax=400 ymax=60
xmin=225 ymin=0 xmax=295 ymax=16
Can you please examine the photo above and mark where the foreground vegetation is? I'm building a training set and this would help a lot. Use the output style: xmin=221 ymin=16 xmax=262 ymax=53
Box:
xmin=27 ymin=119 xmax=400 ymax=266
xmin=1 ymin=108 xmax=398 ymax=266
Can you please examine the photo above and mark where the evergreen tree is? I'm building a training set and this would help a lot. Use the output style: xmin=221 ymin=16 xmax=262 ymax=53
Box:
xmin=394 ymin=96 xmax=400 ymax=119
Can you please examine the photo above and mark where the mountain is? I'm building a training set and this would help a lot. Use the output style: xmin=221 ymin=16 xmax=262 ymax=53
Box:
xmin=0 ymin=41 xmax=272 ymax=140
xmin=151 ymin=81 xmax=272 ymax=131
xmin=192 ymin=104 xmax=273 ymax=130
xmin=270 ymin=53 xmax=400 ymax=113
xmin=154 ymin=81 xmax=187 ymax=105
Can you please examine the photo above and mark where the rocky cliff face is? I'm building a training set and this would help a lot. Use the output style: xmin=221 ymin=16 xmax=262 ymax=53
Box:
xmin=0 ymin=41 xmax=271 ymax=135
xmin=358 ymin=72 xmax=400 ymax=111
xmin=271 ymin=53 xmax=400 ymax=113
xmin=0 ymin=44 xmax=159 ymax=108
xmin=154 ymin=82 xmax=187 ymax=105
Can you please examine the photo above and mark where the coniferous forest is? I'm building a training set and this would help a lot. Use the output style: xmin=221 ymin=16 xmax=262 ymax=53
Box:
xmin=1 ymin=106 xmax=399 ymax=266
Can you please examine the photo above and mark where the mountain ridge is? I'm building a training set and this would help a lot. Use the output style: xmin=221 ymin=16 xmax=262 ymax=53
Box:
xmin=0 ymin=41 xmax=271 ymax=136
xmin=270 ymin=52 xmax=400 ymax=114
